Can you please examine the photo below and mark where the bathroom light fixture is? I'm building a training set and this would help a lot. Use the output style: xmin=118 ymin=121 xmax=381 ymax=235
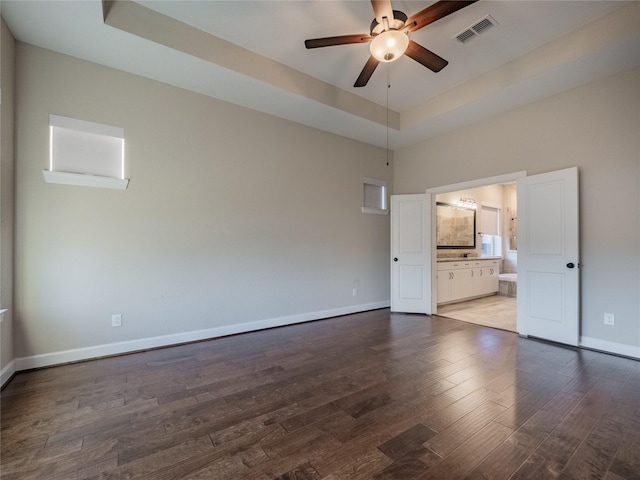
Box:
xmin=370 ymin=29 xmax=409 ymax=62
xmin=458 ymin=196 xmax=477 ymax=209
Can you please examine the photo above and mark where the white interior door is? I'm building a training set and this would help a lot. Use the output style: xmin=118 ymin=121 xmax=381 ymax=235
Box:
xmin=517 ymin=167 xmax=579 ymax=345
xmin=391 ymin=194 xmax=433 ymax=314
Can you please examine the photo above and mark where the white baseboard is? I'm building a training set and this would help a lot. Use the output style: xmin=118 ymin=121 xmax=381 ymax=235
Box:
xmin=1 ymin=359 xmax=16 ymax=388
xmin=14 ymin=301 xmax=390 ymax=371
xmin=579 ymin=336 xmax=640 ymax=360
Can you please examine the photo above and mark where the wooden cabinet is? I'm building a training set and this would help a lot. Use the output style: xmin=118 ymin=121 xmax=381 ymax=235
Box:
xmin=470 ymin=261 xmax=484 ymax=298
xmin=458 ymin=262 xmax=474 ymax=299
xmin=437 ymin=262 xmax=462 ymax=304
xmin=437 ymin=259 xmax=500 ymax=305
xmin=481 ymin=260 xmax=499 ymax=295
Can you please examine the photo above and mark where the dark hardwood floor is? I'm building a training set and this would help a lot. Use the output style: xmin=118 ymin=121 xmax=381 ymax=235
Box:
xmin=1 ymin=309 xmax=639 ymax=479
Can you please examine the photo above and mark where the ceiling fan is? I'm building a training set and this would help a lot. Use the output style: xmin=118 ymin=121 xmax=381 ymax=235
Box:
xmin=305 ymin=0 xmax=478 ymax=87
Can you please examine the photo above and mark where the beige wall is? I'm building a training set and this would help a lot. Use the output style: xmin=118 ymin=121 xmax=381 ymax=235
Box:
xmin=9 ymin=36 xmax=639 ymax=367
xmin=13 ymin=43 xmax=392 ymax=364
xmin=1 ymin=18 xmax=16 ymax=384
xmin=395 ymin=66 xmax=640 ymax=351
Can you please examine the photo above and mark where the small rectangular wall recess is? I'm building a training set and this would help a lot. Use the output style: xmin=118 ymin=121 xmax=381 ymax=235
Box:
xmin=46 ymin=114 xmax=129 ymax=190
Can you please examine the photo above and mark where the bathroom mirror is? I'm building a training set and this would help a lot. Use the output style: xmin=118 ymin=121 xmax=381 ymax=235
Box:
xmin=436 ymin=202 xmax=476 ymax=249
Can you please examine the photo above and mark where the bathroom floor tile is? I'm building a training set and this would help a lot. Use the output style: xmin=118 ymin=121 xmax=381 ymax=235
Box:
xmin=436 ymin=295 xmax=517 ymax=332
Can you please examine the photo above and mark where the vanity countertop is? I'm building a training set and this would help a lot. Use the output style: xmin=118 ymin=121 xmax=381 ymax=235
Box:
xmin=437 ymin=256 xmax=501 ymax=263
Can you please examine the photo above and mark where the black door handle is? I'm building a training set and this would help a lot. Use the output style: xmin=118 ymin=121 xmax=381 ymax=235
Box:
xmin=566 ymin=262 xmax=575 ymax=269
xmin=393 ymin=258 xmax=398 ymax=262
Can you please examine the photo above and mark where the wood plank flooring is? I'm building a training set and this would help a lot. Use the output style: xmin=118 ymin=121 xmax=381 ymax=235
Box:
xmin=1 ymin=309 xmax=639 ymax=479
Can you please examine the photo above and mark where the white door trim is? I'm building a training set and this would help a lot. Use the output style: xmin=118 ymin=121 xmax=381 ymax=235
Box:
xmin=425 ymin=171 xmax=527 ymax=195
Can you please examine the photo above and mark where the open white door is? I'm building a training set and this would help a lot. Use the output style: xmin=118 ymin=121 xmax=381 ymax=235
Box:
xmin=517 ymin=167 xmax=579 ymax=345
xmin=391 ymin=194 xmax=433 ymax=314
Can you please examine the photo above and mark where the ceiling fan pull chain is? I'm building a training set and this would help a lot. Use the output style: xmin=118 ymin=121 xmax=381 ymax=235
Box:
xmin=386 ymin=64 xmax=390 ymax=166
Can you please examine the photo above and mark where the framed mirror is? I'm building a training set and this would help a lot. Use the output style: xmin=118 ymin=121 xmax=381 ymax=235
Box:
xmin=436 ymin=202 xmax=476 ymax=249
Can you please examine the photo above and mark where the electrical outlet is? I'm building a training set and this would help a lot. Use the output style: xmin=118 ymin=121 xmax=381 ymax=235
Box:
xmin=604 ymin=313 xmax=614 ymax=326
xmin=352 ymin=288 xmax=358 ymax=296
xmin=112 ymin=314 xmax=122 ymax=327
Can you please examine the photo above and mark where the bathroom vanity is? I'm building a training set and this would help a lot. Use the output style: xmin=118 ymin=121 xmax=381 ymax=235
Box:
xmin=437 ymin=258 xmax=499 ymax=305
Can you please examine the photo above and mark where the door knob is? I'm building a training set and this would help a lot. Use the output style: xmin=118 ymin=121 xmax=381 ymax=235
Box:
xmin=393 ymin=257 xmax=398 ymax=262
xmin=566 ymin=262 xmax=575 ymax=269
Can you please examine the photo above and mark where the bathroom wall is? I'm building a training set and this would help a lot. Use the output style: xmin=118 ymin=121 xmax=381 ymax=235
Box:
xmin=502 ymin=184 xmax=517 ymax=273
xmin=436 ymin=184 xmax=504 ymax=259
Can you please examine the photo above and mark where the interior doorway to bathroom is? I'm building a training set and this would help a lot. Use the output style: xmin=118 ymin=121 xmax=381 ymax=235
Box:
xmin=431 ymin=181 xmax=518 ymax=332
xmin=393 ymin=168 xmax=579 ymax=342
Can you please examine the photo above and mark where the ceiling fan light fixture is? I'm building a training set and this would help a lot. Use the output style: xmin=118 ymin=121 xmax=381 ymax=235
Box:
xmin=370 ymin=30 xmax=409 ymax=62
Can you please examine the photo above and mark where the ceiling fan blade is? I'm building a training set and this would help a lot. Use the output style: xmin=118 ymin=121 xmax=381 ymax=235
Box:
xmin=305 ymin=34 xmax=371 ymax=49
xmin=407 ymin=0 xmax=478 ymax=32
xmin=405 ymin=40 xmax=448 ymax=72
xmin=371 ymin=0 xmax=394 ymax=25
xmin=354 ymin=56 xmax=380 ymax=87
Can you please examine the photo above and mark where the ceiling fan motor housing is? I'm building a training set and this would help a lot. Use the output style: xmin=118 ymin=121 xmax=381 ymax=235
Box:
xmin=370 ymin=10 xmax=408 ymax=35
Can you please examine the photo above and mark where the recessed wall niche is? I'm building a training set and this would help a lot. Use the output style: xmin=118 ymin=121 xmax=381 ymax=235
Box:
xmin=43 ymin=114 xmax=129 ymax=190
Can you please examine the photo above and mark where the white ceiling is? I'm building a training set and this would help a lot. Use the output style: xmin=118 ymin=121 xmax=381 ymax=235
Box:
xmin=2 ymin=1 xmax=639 ymax=149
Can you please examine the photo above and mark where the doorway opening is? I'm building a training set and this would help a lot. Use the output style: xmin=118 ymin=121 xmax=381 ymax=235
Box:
xmin=426 ymin=172 xmax=524 ymax=333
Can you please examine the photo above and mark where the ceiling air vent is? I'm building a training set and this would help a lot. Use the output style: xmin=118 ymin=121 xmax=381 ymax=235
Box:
xmin=455 ymin=29 xmax=476 ymax=44
xmin=454 ymin=15 xmax=497 ymax=44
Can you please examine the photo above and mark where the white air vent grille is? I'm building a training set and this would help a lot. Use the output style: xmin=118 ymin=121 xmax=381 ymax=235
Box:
xmin=454 ymin=15 xmax=497 ymax=44
xmin=455 ymin=29 xmax=476 ymax=44
xmin=472 ymin=17 xmax=495 ymax=34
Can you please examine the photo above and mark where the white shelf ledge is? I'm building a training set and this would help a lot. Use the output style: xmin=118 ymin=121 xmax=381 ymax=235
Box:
xmin=42 ymin=170 xmax=129 ymax=190
xmin=361 ymin=207 xmax=389 ymax=215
